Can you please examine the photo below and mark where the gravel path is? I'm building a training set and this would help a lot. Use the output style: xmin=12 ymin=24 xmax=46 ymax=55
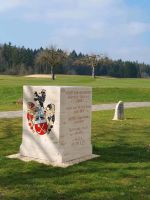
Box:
xmin=0 ymin=102 xmax=150 ymax=119
xmin=0 ymin=111 xmax=22 ymax=119
xmin=92 ymin=102 xmax=150 ymax=111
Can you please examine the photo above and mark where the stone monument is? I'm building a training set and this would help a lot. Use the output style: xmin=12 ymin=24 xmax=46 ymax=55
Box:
xmin=16 ymin=86 xmax=98 ymax=167
xmin=113 ymin=101 xmax=124 ymax=120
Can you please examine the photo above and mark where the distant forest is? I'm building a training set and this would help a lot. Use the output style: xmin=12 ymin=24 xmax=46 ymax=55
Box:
xmin=0 ymin=42 xmax=150 ymax=78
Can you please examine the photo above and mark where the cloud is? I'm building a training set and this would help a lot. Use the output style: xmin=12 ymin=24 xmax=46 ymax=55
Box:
xmin=2 ymin=1 xmax=147 ymax=39
xmin=0 ymin=0 xmax=28 ymax=13
xmin=1 ymin=0 xmax=150 ymax=63
xmin=126 ymin=22 xmax=150 ymax=36
xmin=109 ymin=46 xmax=150 ymax=64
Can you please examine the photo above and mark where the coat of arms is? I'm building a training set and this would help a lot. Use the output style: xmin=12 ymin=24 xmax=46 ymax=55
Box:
xmin=27 ymin=89 xmax=55 ymax=135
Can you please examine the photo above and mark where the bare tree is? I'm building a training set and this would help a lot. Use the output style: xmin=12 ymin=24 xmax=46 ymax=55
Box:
xmin=74 ymin=53 xmax=103 ymax=78
xmin=35 ymin=46 xmax=67 ymax=80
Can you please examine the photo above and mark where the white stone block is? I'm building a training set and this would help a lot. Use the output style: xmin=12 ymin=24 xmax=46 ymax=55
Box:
xmin=18 ymin=86 xmax=98 ymax=167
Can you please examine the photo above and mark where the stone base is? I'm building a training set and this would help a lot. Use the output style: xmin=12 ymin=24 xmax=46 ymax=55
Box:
xmin=7 ymin=154 xmax=100 ymax=168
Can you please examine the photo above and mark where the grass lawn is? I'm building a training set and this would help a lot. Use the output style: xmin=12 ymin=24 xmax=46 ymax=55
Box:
xmin=1 ymin=75 xmax=150 ymax=111
xmin=0 ymin=107 xmax=150 ymax=200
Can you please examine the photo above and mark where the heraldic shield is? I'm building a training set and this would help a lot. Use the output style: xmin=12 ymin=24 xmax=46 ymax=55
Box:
xmin=27 ymin=89 xmax=55 ymax=135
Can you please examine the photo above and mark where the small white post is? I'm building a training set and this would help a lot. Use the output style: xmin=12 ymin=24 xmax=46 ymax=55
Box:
xmin=113 ymin=101 xmax=124 ymax=120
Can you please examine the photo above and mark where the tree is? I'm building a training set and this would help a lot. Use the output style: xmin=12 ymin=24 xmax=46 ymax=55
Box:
xmin=35 ymin=46 xmax=67 ymax=80
xmin=74 ymin=53 xmax=103 ymax=78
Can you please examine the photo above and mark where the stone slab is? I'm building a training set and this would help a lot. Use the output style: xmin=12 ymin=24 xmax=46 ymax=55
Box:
xmin=7 ymin=153 xmax=99 ymax=168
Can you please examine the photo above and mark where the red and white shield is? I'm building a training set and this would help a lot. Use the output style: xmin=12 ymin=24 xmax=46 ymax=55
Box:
xmin=34 ymin=119 xmax=48 ymax=135
xmin=26 ymin=100 xmax=55 ymax=135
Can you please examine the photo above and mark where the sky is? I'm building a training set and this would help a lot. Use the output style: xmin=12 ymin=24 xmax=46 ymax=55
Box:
xmin=0 ymin=0 xmax=150 ymax=64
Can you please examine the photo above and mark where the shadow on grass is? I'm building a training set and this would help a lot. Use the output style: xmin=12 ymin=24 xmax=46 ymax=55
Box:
xmin=0 ymin=152 xmax=149 ymax=200
xmin=93 ymin=145 xmax=150 ymax=163
xmin=0 ymin=143 xmax=149 ymax=186
xmin=0 ymin=141 xmax=150 ymax=200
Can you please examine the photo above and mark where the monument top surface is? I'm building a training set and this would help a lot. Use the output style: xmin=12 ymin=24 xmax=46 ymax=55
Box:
xmin=23 ymin=85 xmax=92 ymax=89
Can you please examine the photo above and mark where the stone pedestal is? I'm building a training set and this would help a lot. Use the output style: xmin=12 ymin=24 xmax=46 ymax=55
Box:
xmin=113 ymin=101 xmax=124 ymax=120
xmin=18 ymin=86 xmax=98 ymax=167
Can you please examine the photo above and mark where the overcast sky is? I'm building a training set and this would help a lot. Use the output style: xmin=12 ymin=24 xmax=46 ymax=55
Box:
xmin=0 ymin=0 xmax=150 ymax=63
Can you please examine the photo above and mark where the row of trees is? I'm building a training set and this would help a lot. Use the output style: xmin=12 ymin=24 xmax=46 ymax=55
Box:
xmin=0 ymin=42 xmax=150 ymax=78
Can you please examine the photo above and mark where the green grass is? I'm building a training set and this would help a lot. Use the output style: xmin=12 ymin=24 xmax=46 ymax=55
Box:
xmin=0 ymin=108 xmax=150 ymax=200
xmin=1 ymin=75 xmax=150 ymax=111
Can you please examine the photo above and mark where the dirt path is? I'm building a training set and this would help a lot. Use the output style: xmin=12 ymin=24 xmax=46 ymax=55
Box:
xmin=0 ymin=102 xmax=150 ymax=119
